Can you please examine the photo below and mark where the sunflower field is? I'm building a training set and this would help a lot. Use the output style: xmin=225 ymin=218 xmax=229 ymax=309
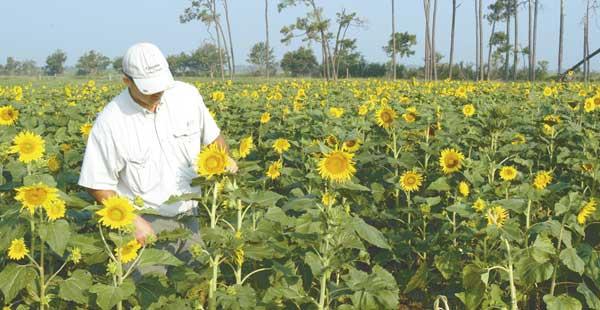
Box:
xmin=0 ymin=79 xmax=599 ymax=310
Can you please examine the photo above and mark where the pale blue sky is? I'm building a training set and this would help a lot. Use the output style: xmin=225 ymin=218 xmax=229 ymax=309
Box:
xmin=1 ymin=0 xmax=598 ymax=71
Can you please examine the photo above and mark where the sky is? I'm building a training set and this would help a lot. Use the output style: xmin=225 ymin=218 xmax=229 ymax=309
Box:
xmin=0 ymin=0 xmax=599 ymax=72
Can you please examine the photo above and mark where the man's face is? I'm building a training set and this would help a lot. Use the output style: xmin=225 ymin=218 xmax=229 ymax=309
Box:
xmin=123 ymin=76 xmax=164 ymax=109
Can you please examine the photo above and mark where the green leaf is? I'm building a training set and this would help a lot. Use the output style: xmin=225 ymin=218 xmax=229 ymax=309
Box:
xmin=577 ymin=282 xmax=600 ymax=309
xmin=242 ymin=190 xmax=284 ymax=207
xmin=164 ymin=192 xmax=203 ymax=205
xmin=560 ymin=248 xmax=585 ymax=275
xmin=531 ymin=235 xmax=556 ymax=263
xmin=555 ymin=192 xmax=581 ymax=216
xmin=403 ymin=263 xmax=428 ymax=294
xmin=516 ymin=256 xmax=553 ymax=285
xmin=0 ymin=264 xmax=38 ymax=302
xmin=460 ymin=264 xmax=485 ymax=310
xmin=265 ymin=207 xmax=290 ymax=225
xmin=23 ymin=174 xmax=57 ymax=187
xmin=370 ymin=182 xmax=385 ymax=202
xmin=353 ymin=217 xmax=391 ymax=250
xmin=493 ymin=199 xmax=526 ymax=213
xmin=38 ymin=219 xmax=71 ymax=256
xmin=281 ymin=197 xmax=316 ymax=211
xmin=336 ymin=181 xmax=370 ymax=192
xmin=137 ymin=248 xmax=183 ymax=269
xmin=543 ymin=294 xmax=582 ymax=310
xmin=89 ymin=281 xmax=135 ymax=310
xmin=58 ymin=269 xmax=92 ymax=304
xmin=427 ymin=177 xmax=451 ymax=192
xmin=136 ymin=275 xmax=172 ymax=308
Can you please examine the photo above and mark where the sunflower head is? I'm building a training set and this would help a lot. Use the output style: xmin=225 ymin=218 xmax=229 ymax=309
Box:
xmin=499 ymin=166 xmax=518 ymax=182
xmin=238 ymin=136 xmax=254 ymax=159
xmin=196 ymin=144 xmax=229 ymax=178
xmin=0 ymin=105 xmax=19 ymax=126
xmin=321 ymin=191 xmax=336 ymax=206
xmin=533 ymin=171 xmax=552 ymax=190
xmin=273 ymin=138 xmax=291 ymax=154
xmin=96 ymin=196 xmax=135 ymax=229
xmin=487 ymin=206 xmax=509 ymax=227
xmin=10 ymin=131 xmax=45 ymax=163
xmin=260 ymin=112 xmax=271 ymax=124
xmin=80 ymin=123 xmax=92 ymax=138
xmin=318 ymin=149 xmax=356 ymax=183
xmin=47 ymin=155 xmax=61 ymax=173
xmin=577 ymin=199 xmax=597 ymax=225
xmin=325 ymin=135 xmax=338 ymax=147
xmin=376 ymin=106 xmax=396 ymax=129
xmin=399 ymin=170 xmax=423 ymax=193
xmin=15 ymin=184 xmax=58 ymax=214
xmin=342 ymin=139 xmax=361 ymax=153
xmin=7 ymin=238 xmax=28 ymax=260
xmin=462 ymin=104 xmax=476 ymax=117
xmin=439 ymin=148 xmax=464 ymax=174
xmin=44 ymin=198 xmax=66 ymax=221
xmin=458 ymin=181 xmax=470 ymax=197
xmin=473 ymin=198 xmax=487 ymax=212
xmin=116 ymin=239 xmax=142 ymax=263
xmin=266 ymin=160 xmax=282 ymax=180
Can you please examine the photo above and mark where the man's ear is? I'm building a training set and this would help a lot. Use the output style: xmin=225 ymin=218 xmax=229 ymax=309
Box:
xmin=122 ymin=76 xmax=132 ymax=86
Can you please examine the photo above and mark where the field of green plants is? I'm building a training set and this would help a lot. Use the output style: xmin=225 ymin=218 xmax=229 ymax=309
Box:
xmin=0 ymin=79 xmax=599 ymax=309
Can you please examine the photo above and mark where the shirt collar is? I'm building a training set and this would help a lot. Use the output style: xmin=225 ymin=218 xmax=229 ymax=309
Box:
xmin=124 ymin=88 xmax=165 ymax=116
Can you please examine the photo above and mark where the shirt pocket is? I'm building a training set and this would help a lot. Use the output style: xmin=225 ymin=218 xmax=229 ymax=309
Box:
xmin=173 ymin=120 xmax=202 ymax=166
xmin=125 ymin=150 xmax=161 ymax=194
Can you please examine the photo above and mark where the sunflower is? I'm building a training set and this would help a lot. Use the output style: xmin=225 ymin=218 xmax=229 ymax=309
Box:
xmin=196 ymin=144 xmax=229 ymax=178
xmin=499 ymin=166 xmax=518 ymax=181
xmin=577 ymin=199 xmax=597 ymax=225
xmin=238 ymin=136 xmax=254 ymax=159
xmin=458 ymin=181 xmax=470 ymax=197
xmin=70 ymin=247 xmax=82 ymax=264
xmin=511 ymin=133 xmax=526 ymax=145
xmin=358 ymin=104 xmax=369 ymax=116
xmin=0 ymin=105 xmax=19 ymax=125
xmin=318 ymin=149 xmax=356 ymax=183
xmin=266 ymin=160 xmax=282 ymax=180
xmin=80 ymin=123 xmax=92 ymax=138
xmin=376 ymin=106 xmax=396 ymax=129
xmin=473 ymin=198 xmax=487 ymax=212
xmin=543 ymin=87 xmax=553 ymax=97
xmin=272 ymin=138 xmax=291 ymax=154
xmin=47 ymin=155 xmax=61 ymax=173
xmin=44 ymin=199 xmax=66 ymax=221
xmin=321 ymin=191 xmax=336 ymax=206
xmin=584 ymin=98 xmax=596 ymax=113
xmin=487 ymin=206 xmax=509 ymax=227
xmin=325 ymin=135 xmax=338 ymax=147
xmin=533 ymin=171 xmax=552 ymax=190
xmin=399 ymin=170 xmax=423 ymax=192
xmin=342 ymin=139 xmax=361 ymax=153
xmin=260 ymin=112 xmax=271 ymax=124
xmin=439 ymin=148 xmax=464 ymax=174
xmin=329 ymin=107 xmax=344 ymax=118
xmin=402 ymin=107 xmax=417 ymax=123
xmin=211 ymin=91 xmax=225 ymax=102
xmin=7 ymin=238 xmax=28 ymax=260
xmin=15 ymin=184 xmax=58 ymax=214
xmin=462 ymin=104 xmax=475 ymax=117
xmin=96 ymin=196 xmax=135 ymax=229
xmin=116 ymin=239 xmax=142 ymax=263
xmin=10 ymin=131 xmax=45 ymax=163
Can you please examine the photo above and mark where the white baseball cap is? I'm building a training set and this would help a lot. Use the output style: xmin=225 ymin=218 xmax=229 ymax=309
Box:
xmin=122 ymin=42 xmax=174 ymax=95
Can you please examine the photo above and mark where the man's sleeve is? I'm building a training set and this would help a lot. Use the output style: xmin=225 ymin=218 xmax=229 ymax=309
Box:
xmin=196 ymin=92 xmax=221 ymax=145
xmin=78 ymin=121 xmax=124 ymax=191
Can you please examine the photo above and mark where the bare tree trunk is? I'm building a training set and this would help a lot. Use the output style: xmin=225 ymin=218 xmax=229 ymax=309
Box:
xmin=265 ymin=0 xmax=270 ymax=79
xmin=558 ymin=0 xmax=564 ymax=75
xmin=479 ymin=0 xmax=484 ymax=80
xmin=513 ymin=0 xmax=519 ymax=80
xmin=449 ymin=0 xmax=457 ymax=79
xmin=216 ymin=20 xmax=232 ymax=77
xmin=222 ymin=0 xmax=235 ymax=79
xmin=423 ymin=0 xmax=432 ymax=80
xmin=505 ymin=3 xmax=511 ymax=81
xmin=210 ymin=0 xmax=225 ymax=80
xmin=528 ymin=0 xmax=533 ymax=80
xmin=432 ymin=0 xmax=438 ymax=80
xmin=487 ymin=20 xmax=497 ymax=80
xmin=392 ymin=0 xmax=397 ymax=80
xmin=475 ymin=0 xmax=479 ymax=80
xmin=532 ymin=0 xmax=538 ymax=81
xmin=309 ymin=0 xmax=331 ymax=80
xmin=584 ymin=0 xmax=590 ymax=82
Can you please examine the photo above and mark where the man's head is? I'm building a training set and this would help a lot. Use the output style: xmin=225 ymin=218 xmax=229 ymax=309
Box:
xmin=122 ymin=43 xmax=174 ymax=108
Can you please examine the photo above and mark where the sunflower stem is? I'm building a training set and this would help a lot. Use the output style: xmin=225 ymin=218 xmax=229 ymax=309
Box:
xmin=502 ymin=237 xmax=518 ymax=310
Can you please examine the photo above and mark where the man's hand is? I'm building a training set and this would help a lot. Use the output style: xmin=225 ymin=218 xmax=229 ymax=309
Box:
xmin=227 ymin=156 xmax=239 ymax=174
xmin=133 ymin=215 xmax=155 ymax=245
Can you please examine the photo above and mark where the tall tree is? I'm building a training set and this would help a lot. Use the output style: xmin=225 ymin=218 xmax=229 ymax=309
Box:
xmin=528 ymin=0 xmax=533 ymax=80
xmin=280 ymin=46 xmax=319 ymax=77
xmin=532 ymin=0 xmax=538 ymax=81
xmin=504 ymin=0 xmax=511 ymax=80
xmin=383 ymin=32 xmax=417 ymax=68
xmin=44 ymin=49 xmax=67 ymax=76
xmin=423 ymin=0 xmax=432 ymax=80
xmin=558 ymin=0 xmax=564 ymax=74
xmin=486 ymin=1 xmax=504 ymax=79
xmin=221 ymin=0 xmax=235 ymax=78
xmin=432 ymin=0 xmax=438 ymax=80
xmin=247 ymin=42 xmax=277 ymax=76
xmin=512 ymin=0 xmax=518 ymax=80
xmin=391 ymin=0 xmax=396 ymax=79
xmin=76 ymin=50 xmax=110 ymax=75
xmin=449 ymin=0 xmax=458 ymax=79
xmin=479 ymin=0 xmax=484 ymax=80
xmin=265 ymin=0 xmax=271 ymax=79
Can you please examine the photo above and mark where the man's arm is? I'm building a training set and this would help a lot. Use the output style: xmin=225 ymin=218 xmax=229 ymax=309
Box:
xmin=208 ymin=133 xmax=238 ymax=173
xmin=86 ymin=188 xmax=155 ymax=245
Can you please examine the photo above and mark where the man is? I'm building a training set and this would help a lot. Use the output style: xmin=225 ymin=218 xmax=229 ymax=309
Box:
xmin=79 ymin=42 xmax=237 ymax=263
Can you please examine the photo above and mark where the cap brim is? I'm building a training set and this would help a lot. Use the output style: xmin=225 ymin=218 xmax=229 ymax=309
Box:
xmin=133 ymin=72 xmax=174 ymax=95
